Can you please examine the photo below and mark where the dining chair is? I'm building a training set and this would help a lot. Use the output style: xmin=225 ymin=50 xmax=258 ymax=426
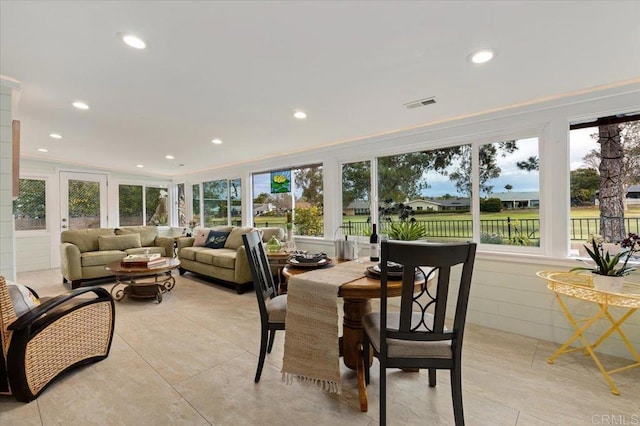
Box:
xmin=362 ymin=240 xmax=477 ymax=426
xmin=0 ymin=276 xmax=115 ymax=402
xmin=242 ymin=230 xmax=287 ymax=382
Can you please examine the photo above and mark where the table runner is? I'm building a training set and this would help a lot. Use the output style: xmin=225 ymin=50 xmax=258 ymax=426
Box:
xmin=282 ymin=260 xmax=368 ymax=394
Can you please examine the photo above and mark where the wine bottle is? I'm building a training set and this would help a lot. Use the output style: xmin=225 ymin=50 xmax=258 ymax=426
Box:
xmin=370 ymin=224 xmax=380 ymax=262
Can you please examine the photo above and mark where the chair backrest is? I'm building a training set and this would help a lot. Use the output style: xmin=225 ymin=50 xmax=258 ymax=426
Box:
xmin=379 ymin=240 xmax=477 ymax=355
xmin=242 ymin=231 xmax=278 ymax=321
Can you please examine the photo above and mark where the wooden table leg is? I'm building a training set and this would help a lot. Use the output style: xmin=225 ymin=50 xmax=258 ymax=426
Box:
xmin=357 ymin=343 xmax=368 ymax=412
xmin=342 ymin=298 xmax=372 ymax=370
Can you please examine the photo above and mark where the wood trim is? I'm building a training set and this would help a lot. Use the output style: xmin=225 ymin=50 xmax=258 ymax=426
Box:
xmin=12 ymin=120 xmax=20 ymax=198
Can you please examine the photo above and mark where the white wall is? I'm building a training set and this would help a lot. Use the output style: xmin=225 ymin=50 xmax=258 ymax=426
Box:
xmin=0 ymin=82 xmax=16 ymax=280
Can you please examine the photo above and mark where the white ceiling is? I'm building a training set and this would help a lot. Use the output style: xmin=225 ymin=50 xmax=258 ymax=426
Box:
xmin=2 ymin=1 xmax=639 ymax=177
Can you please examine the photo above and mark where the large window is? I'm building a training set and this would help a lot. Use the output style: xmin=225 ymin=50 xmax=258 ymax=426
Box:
xmin=569 ymin=115 xmax=639 ymax=253
xmin=203 ymin=179 xmax=228 ymax=226
xmin=13 ymin=178 xmax=46 ymax=231
xmin=374 ymin=137 xmax=541 ymax=247
xmin=252 ymin=164 xmax=323 ymax=236
xmin=118 ymin=184 xmax=169 ymax=226
xmin=377 ymin=146 xmax=472 ymax=243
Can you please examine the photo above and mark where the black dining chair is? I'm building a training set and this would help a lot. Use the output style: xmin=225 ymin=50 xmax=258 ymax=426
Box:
xmin=242 ymin=230 xmax=287 ymax=382
xmin=362 ymin=240 xmax=477 ymax=426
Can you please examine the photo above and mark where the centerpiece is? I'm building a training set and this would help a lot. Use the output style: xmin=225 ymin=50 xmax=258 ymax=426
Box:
xmin=570 ymin=233 xmax=640 ymax=292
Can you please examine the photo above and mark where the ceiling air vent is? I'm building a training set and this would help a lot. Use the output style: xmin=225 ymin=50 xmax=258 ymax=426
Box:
xmin=404 ymin=97 xmax=436 ymax=110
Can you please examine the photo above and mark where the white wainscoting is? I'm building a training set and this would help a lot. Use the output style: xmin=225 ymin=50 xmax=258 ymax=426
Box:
xmin=15 ymin=234 xmax=51 ymax=272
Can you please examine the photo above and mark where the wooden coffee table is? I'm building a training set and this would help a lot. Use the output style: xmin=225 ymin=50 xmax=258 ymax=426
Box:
xmin=105 ymin=258 xmax=180 ymax=303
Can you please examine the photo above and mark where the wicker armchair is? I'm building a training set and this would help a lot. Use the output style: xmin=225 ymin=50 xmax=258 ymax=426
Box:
xmin=0 ymin=276 xmax=115 ymax=402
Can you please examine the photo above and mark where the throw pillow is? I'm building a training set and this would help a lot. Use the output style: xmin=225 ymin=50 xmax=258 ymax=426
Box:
xmin=98 ymin=234 xmax=142 ymax=251
xmin=204 ymin=230 xmax=230 ymax=249
xmin=193 ymin=228 xmax=211 ymax=247
xmin=7 ymin=282 xmax=41 ymax=317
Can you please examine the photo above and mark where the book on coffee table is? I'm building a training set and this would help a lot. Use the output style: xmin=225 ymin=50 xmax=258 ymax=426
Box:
xmin=121 ymin=253 xmax=165 ymax=267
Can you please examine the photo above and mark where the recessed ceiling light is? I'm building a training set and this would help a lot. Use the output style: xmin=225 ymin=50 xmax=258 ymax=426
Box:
xmin=72 ymin=101 xmax=89 ymax=110
xmin=294 ymin=111 xmax=307 ymax=119
xmin=136 ymin=164 xmax=144 ymax=168
xmin=165 ymin=155 xmax=175 ymax=160
xmin=122 ymin=34 xmax=146 ymax=49
xmin=38 ymin=148 xmax=48 ymax=152
xmin=211 ymin=138 xmax=223 ymax=145
xmin=469 ymin=49 xmax=495 ymax=64
xmin=49 ymin=133 xmax=62 ymax=139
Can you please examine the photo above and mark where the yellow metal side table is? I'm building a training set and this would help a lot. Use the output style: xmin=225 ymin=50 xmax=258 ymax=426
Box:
xmin=536 ymin=271 xmax=640 ymax=395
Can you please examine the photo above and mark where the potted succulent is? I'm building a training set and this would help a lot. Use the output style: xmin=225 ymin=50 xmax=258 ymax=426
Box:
xmin=571 ymin=233 xmax=640 ymax=292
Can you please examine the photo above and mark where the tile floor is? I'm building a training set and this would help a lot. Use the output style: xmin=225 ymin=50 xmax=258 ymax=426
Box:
xmin=1 ymin=269 xmax=639 ymax=425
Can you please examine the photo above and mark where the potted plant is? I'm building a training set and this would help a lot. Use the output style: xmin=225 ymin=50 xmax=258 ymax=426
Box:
xmin=571 ymin=233 xmax=640 ymax=292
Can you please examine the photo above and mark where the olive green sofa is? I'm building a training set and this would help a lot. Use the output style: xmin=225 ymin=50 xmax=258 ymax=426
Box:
xmin=177 ymin=226 xmax=284 ymax=294
xmin=60 ymin=226 xmax=175 ymax=289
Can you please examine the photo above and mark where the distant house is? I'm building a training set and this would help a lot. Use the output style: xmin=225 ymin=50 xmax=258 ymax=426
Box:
xmin=406 ymin=198 xmax=470 ymax=212
xmin=253 ymin=203 xmax=275 ymax=216
xmin=343 ymin=200 xmax=370 ymax=216
xmin=594 ymin=184 xmax=640 ymax=206
xmin=491 ymin=191 xmax=540 ymax=209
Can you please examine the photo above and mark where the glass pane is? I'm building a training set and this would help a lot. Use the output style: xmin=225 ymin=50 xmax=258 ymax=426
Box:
xmin=230 ymin=178 xmax=242 ymax=226
xmin=293 ymin=164 xmax=323 ymax=236
xmin=253 ymin=172 xmax=286 ymax=229
xmin=118 ymin=184 xmax=143 ymax=226
xmin=203 ymin=179 xmax=228 ymax=226
xmin=177 ymin=183 xmax=186 ymax=227
xmin=377 ymin=146 xmax=471 ymax=243
xmin=341 ymin=161 xmax=371 ymax=236
xmin=479 ymin=138 xmax=540 ymax=247
xmin=13 ymin=178 xmax=46 ymax=231
xmin=68 ymin=179 xmax=101 ymax=229
xmin=146 ymin=187 xmax=168 ymax=225
xmin=192 ymin=183 xmax=201 ymax=226
xmin=569 ymin=119 xmax=640 ymax=255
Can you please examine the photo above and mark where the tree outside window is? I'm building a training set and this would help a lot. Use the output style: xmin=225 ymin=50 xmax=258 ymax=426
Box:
xmin=118 ymin=184 xmax=143 ymax=226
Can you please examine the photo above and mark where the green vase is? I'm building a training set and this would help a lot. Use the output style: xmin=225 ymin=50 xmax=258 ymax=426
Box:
xmin=266 ymin=235 xmax=282 ymax=253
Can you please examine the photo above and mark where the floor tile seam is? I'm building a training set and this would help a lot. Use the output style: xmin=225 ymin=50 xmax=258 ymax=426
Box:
xmin=172 ymin=349 xmax=255 ymax=388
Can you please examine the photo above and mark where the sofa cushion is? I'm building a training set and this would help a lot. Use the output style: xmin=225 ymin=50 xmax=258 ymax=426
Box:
xmin=225 ymin=227 xmax=255 ymax=250
xmin=180 ymin=246 xmax=208 ymax=261
xmin=126 ymin=247 xmax=166 ymax=257
xmin=204 ymin=230 xmax=230 ymax=249
xmin=98 ymin=234 xmax=141 ymax=251
xmin=61 ymin=228 xmax=115 ymax=253
xmin=7 ymin=281 xmax=40 ymax=317
xmin=193 ymin=228 xmax=210 ymax=247
xmin=115 ymin=226 xmax=157 ymax=247
xmin=81 ymin=250 xmax=126 ymax=267
xmin=195 ymin=248 xmax=237 ymax=269
xmin=261 ymin=227 xmax=285 ymax=243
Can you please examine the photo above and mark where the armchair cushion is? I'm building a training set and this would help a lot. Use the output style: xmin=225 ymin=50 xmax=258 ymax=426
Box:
xmin=7 ymin=282 xmax=40 ymax=317
xmin=98 ymin=234 xmax=141 ymax=251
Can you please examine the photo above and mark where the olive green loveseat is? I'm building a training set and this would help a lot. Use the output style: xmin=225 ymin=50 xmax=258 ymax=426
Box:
xmin=60 ymin=226 xmax=175 ymax=289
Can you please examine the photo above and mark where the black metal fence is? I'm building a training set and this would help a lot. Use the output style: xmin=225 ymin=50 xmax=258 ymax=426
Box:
xmin=338 ymin=217 xmax=640 ymax=241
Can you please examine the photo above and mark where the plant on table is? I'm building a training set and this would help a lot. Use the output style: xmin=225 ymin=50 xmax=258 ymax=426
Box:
xmin=571 ymin=233 xmax=640 ymax=276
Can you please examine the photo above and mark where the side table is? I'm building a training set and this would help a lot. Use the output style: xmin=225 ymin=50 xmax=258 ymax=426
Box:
xmin=536 ymin=270 xmax=640 ymax=395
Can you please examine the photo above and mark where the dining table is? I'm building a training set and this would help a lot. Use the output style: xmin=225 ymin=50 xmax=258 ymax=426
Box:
xmin=282 ymin=258 xmax=427 ymax=412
